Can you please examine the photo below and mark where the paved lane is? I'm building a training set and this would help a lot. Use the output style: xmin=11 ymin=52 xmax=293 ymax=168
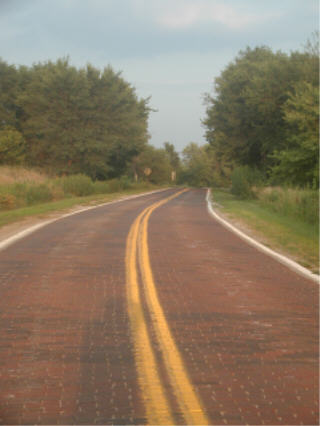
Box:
xmin=0 ymin=189 xmax=178 ymax=425
xmin=0 ymin=188 xmax=318 ymax=425
xmin=149 ymin=189 xmax=318 ymax=425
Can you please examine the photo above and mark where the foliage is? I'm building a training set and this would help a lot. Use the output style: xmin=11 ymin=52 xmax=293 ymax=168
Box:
xmin=55 ymin=174 xmax=94 ymax=197
xmin=256 ymin=186 xmax=319 ymax=225
xmin=164 ymin=142 xmax=180 ymax=170
xmin=26 ymin=184 xmax=53 ymax=205
xmin=179 ymin=143 xmax=214 ymax=186
xmin=0 ymin=60 xmax=20 ymax=127
xmin=203 ymin=34 xmax=319 ymax=187
xmin=271 ymin=81 xmax=319 ymax=186
xmin=0 ymin=58 xmax=150 ymax=179
xmin=231 ymin=166 xmax=263 ymax=199
xmin=0 ymin=127 xmax=25 ymax=165
xmin=204 ymin=47 xmax=293 ymax=169
xmin=212 ymin=189 xmax=318 ymax=272
xmin=133 ymin=145 xmax=172 ymax=184
xmin=0 ymin=166 xmax=159 ymax=212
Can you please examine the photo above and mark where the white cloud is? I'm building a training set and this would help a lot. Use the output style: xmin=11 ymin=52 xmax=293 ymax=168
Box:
xmin=149 ymin=0 xmax=280 ymax=30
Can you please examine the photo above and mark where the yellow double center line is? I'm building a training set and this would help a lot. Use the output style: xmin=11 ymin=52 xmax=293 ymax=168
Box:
xmin=126 ymin=189 xmax=209 ymax=425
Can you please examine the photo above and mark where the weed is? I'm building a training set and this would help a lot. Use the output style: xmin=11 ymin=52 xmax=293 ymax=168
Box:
xmin=257 ymin=186 xmax=319 ymax=225
xmin=56 ymin=174 xmax=94 ymax=197
xmin=231 ymin=166 xmax=263 ymax=199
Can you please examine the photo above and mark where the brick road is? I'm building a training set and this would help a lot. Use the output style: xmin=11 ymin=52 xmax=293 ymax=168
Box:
xmin=0 ymin=188 xmax=318 ymax=425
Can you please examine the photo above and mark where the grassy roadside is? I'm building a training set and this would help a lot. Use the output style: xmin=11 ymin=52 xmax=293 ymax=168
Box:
xmin=211 ymin=189 xmax=319 ymax=274
xmin=0 ymin=187 xmax=167 ymax=229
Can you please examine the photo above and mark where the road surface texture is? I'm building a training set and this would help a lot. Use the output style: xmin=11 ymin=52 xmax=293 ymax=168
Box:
xmin=0 ymin=188 xmax=318 ymax=425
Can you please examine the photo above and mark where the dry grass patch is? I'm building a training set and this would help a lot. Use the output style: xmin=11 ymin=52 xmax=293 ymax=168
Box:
xmin=0 ymin=166 xmax=48 ymax=184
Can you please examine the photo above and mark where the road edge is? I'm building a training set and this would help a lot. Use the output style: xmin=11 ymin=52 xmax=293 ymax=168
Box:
xmin=0 ymin=188 xmax=169 ymax=252
xmin=206 ymin=188 xmax=319 ymax=284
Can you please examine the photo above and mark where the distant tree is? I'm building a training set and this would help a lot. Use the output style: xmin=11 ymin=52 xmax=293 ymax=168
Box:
xmin=180 ymin=143 xmax=213 ymax=186
xmin=133 ymin=146 xmax=171 ymax=184
xmin=164 ymin=142 xmax=180 ymax=169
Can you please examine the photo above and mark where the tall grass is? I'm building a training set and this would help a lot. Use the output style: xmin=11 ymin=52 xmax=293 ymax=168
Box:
xmin=231 ymin=166 xmax=264 ymax=199
xmin=256 ymin=186 xmax=319 ymax=226
xmin=0 ymin=165 xmax=47 ymax=184
xmin=0 ymin=170 xmax=157 ymax=211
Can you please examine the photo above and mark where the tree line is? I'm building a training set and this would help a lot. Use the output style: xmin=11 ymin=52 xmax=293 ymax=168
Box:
xmin=0 ymin=58 xmax=155 ymax=179
xmin=201 ymin=34 xmax=319 ymax=188
xmin=0 ymin=34 xmax=318 ymax=189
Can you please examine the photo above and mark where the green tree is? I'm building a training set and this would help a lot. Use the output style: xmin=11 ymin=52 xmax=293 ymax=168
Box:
xmin=0 ymin=127 xmax=25 ymax=164
xmin=203 ymin=47 xmax=294 ymax=171
xmin=17 ymin=59 xmax=150 ymax=178
xmin=18 ymin=59 xmax=91 ymax=172
xmin=85 ymin=64 xmax=150 ymax=179
xmin=164 ymin=142 xmax=180 ymax=169
xmin=0 ymin=59 xmax=19 ymax=128
xmin=163 ymin=142 xmax=180 ymax=182
xmin=180 ymin=143 xmax=213 ymax=186
xmin=271 ymin=81 xmax=319 ymax=186
xmin=203 ymin=36 xmax=319 ymax=187
xmin=133 ymin=146 xmax=171 ymax=184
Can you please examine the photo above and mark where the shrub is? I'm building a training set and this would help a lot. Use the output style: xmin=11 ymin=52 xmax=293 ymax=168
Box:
xmin=119 ymin=175 xmax=132 ymax=190
xmin=257 ymin=186 xmax=319 ymax=225
xmin=0 ymin=193 xmax=16 ymax=209
xmin=231 ymin=166 xmax=263 ymax=199
xmin=26 ymin=184 xmax=53 ymax=205
xmin=93 ymin=181 xmax=110 ymax=194
xmin=107 ymin=179 xmax=122 ymax=193
xmin=56 ymin=174 xmax=94 ymax=196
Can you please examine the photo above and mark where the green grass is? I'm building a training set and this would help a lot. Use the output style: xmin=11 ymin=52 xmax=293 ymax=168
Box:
xmin=211 ymin=189 xmax=319 ymax=273
xmin=0 ymin=187 xmax=165 ymax=228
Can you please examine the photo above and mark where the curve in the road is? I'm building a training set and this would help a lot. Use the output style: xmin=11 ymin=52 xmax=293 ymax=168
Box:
xmin=126 ymin=188 xmax=209 ymax=425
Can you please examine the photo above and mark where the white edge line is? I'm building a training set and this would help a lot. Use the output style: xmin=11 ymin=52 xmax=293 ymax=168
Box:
xmin=0 ymin=188 xmax=169 ymax=252
xmin=206 ymin=188 xmax=319 ymax=284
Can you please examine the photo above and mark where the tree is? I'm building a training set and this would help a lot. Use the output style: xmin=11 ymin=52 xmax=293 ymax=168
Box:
xmin=203 ymin=47 xmax=294 ymax=171
xmin=271 ymin=81 xmax=319 ymax=186
xmin=0 ymin=127 xmax=25 ymax=164
xmin=164 ymin=142 xmax=180 ymax=169
xmin=17 ymin=59 xmax=150 ymax=178
xmin=133 ymin=146 xmax=171 ymax=184
xmin=203 ymin=36 xmax=319 ymax=187
xmin=180 ymin=143 xmax=214 ymax=186
xmin=163 ymin=142 xmax=181 ymax=182
xmin=0 ymin=59 xmax=19 ymax=128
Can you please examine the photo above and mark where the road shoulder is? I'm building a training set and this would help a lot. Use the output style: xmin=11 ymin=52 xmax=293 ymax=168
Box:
xmin=206 ymin=189 xmax=319 ymax=283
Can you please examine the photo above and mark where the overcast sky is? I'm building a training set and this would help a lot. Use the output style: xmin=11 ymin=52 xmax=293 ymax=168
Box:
xmin=0 ymin=0 xmax=318 ymax=152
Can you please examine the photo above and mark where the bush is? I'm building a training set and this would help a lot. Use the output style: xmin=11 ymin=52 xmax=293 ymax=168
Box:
xmin=56 ymin=174 xmax=94 ymax=196
xmin=231 ymin=166 xmax=263 ymax=199
xmin=119 ymin=175 xmax=132 ymax=190
xmin=93 ymin=181 xmax=110 ymax=194
xmin=26 ymin=184 xmax=53 ymax=205
xmin=257 ymin=186 xmax=319 ymax=225
xmin=107 ymin=179 xmax=123 ymax=193
xmin=0 ymin=193 xmax=16 ymax=209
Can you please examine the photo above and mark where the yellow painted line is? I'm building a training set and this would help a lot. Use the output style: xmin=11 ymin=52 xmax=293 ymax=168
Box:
xmin=126 ymin=188 xmax=209 ymax=425
xmin=138 ymin=191 xmax=209 ymax=425
xmin=126 ymin=208 xmax=174 ymax=425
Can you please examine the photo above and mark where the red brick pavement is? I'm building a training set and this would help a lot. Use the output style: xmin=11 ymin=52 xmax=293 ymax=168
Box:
xmin=148 ymin=188 xmax=319 ymax=425
xmin=0 ymin=189 xmax=176 ymax=425
xmin=0 ymin=188 xmax=318 ymax=425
